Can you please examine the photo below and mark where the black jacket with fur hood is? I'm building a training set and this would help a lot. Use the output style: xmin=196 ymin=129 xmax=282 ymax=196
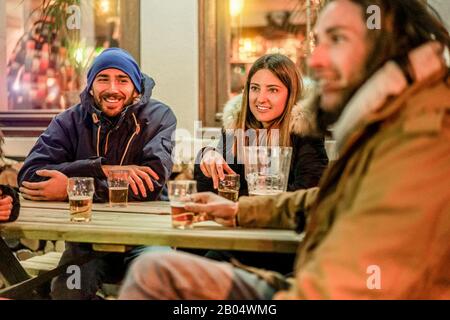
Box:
xmin=194 ymin=94 xmax=329 ymax=196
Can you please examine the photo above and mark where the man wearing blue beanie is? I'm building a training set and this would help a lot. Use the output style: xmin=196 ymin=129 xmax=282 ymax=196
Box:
xmin=86 ymin=48 xmax=143 ymax=95
xmin=18 ymin=48 xmax=177 ymax=299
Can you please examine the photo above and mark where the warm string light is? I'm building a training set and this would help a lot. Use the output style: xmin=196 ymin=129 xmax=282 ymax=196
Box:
xmin=99 ymin=0 xmax=111 ymax=14
xmin=230 ymin=0 xmax=244 ymax=18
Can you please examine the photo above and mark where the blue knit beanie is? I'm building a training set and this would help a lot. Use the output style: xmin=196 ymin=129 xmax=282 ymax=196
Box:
xmin=86 ymin=48 xmax=143 ymax=93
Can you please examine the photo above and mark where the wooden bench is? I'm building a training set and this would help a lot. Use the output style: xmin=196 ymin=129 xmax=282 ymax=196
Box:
xmin=19 ymin=252 xmax=62 ymax=277
xmin=18 ymin=251 xmax=119 ymax=298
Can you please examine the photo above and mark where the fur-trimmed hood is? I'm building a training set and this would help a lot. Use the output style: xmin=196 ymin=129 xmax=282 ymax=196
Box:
xmin=221 ymin=81 xmax=320 ymax=137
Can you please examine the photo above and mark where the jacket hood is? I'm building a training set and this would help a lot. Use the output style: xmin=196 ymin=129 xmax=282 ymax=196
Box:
xmin=79 ymin=73 xmax=155 ymax=117
xmin=222 ymin=81 xmax=320 ymax=137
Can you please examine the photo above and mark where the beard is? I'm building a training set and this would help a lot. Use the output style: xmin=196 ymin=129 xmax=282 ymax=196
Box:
xmin=94 ymin=93 xmax=131 ymax=106
xmin=317 ymin=106 xmax=342 ymax=135
xmin=315 ymin=75 xmax=368 ymax=135
xmin=316 ymin=88 xmax=353 ymax=134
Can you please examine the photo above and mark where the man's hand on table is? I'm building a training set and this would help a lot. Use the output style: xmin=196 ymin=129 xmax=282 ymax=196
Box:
xmin=102 ymin=165 xmax=159 ymax=198
xmin=20 ymin=170 xmax=68 ymax=201
xmin=184 ymin=192 xmax=239 ymax=227
xmin=0 ymin=190 xmax=14 ymax=221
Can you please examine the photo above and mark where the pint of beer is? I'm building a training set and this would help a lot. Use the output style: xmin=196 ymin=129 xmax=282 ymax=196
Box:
xmin=67 ymin=177 xmax=95 ymax=222
xmin=109 ymin=187 xmax=128 ymax=206
xmin=218 ymin=189 xmax=239 ymax=202
xmin=107 ymin=170 xmax=129 ymax=207
xmin=167 ymin=180 xmax=197 ymax=229
xmin=69 ymin=196 xmax=93 ymax=222
xmin=170 ymin=201 xmax=195 ymax=229
xmin=218 ymin=174 xmax=240 ymax=202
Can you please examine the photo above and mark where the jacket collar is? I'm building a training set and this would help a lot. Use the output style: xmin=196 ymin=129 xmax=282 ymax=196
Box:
xmin=332 ymin=42 xmax=448 ymax=152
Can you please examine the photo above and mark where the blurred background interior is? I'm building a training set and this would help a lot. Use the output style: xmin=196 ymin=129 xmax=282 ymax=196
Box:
xmin=0 ymin=0 xmax=449 ymax=295
xmin=0 ymin=0 xmax=448 ymax=165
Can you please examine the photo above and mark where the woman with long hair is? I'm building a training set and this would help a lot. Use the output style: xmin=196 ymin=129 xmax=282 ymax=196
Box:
xmin=196 ymin=53 xmax=328 ymax=197
xmin=193 ymin=54 xmax=328 ymax=274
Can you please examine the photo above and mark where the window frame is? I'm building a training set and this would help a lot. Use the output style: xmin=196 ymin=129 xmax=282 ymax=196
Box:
xmin=0 ymin=0 xmax=141 ymax=137
xmin=198 ymin=0 xmax=322 ymax=127
xmin=198 ymin=0 xmax=230 ymax=127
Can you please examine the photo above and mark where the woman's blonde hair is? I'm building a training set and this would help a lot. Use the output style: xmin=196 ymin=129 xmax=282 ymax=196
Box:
xmin=235 ymin=53 xmax=302 ymax=148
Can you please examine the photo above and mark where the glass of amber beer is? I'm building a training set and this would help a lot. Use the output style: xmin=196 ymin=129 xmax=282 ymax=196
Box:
xmin=167 ymin=180 xmax=197 ymax=229
xmin=218 ymin=174 xmax=240 ymax=202
xmin=67 ymin=177 xmax=95 ymax=222
xmin=107 ymin=170 xmax=130 ymax=207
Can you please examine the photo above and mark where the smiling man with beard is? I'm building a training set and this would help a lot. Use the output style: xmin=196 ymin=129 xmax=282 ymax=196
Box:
xmin=19 ymin=48 xmax=176 ymax=202
xmin=119 ymin=0 xmax=450 ymax=300
xmin=17 ymin=48 xmax=176 ymax=299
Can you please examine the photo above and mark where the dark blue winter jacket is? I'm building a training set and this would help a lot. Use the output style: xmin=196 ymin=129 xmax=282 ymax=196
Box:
xmin=18 ymin=75 xmax=177 ymax=202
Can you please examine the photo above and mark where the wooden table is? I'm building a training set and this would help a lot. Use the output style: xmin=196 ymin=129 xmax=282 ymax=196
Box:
xmin=7 ymin=198 xmax=302 ymax=253
xmin=0 ymin=198 xmax=303 ymax=298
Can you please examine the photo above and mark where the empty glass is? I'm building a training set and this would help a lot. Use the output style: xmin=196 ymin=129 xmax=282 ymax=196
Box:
xmin=244 ymin=146 xmax=292 ymax=196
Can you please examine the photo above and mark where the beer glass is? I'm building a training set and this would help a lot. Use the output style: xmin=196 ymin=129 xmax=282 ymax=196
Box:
xmin=167 ymin=180 xmax=197 ymax=229
xmin=67 ymin=177 xmax=95 ymax=222
xmin=244 ymin=146 xmax=292 ymax=196
xmin=218 ymin=174 xmax=240 ymax=202
xmin=107 ymin=170 xmax=129 ymax=207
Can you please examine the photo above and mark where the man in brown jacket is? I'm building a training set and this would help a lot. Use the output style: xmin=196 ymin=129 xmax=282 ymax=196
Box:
xmin=119 ymin=0 xmax=450 ymax=299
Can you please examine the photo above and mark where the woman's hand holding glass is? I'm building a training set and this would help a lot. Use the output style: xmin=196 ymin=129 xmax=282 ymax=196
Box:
xmin=199 ymin=150 xmax=236 ymax=189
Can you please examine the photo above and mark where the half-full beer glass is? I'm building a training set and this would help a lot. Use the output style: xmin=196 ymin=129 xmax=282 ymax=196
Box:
xmin=244 ymin=146 xmax=292 ymax=196
xmin=67 ymin=177 xmax=95 ymax=222
xmin=167 ymin=180 xmax=197 ymax=229
xmin=108 ymin=170 xmax=129 ymax=207
xmin=218 ymin=174 xmax=240 ymax=202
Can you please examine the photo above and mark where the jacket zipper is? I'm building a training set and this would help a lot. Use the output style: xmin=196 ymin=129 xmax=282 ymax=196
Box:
xmin=104 ymin=130 xmax=112 ymax=155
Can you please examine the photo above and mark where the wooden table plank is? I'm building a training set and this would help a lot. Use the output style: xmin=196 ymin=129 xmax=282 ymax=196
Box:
xmin=0 ymin=206 xmax=303 ymax=253
xmin=20 ymin=197 xmax=171 ymax=215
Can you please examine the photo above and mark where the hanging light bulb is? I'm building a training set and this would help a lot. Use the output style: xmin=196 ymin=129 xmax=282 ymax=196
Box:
xmin=99 ymin=0 xmax=110 ymax=14
xmin=230 ymin=0 xmax=244 ymax=18
xmin=74 ymin=47 xmax=84 ymax=65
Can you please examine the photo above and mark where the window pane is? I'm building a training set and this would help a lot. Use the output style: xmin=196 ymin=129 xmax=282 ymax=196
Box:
xmin=4 ymin=0 xmax=123 ymax=111
xmin=229 ymin=0 xmax=323 ymax=97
